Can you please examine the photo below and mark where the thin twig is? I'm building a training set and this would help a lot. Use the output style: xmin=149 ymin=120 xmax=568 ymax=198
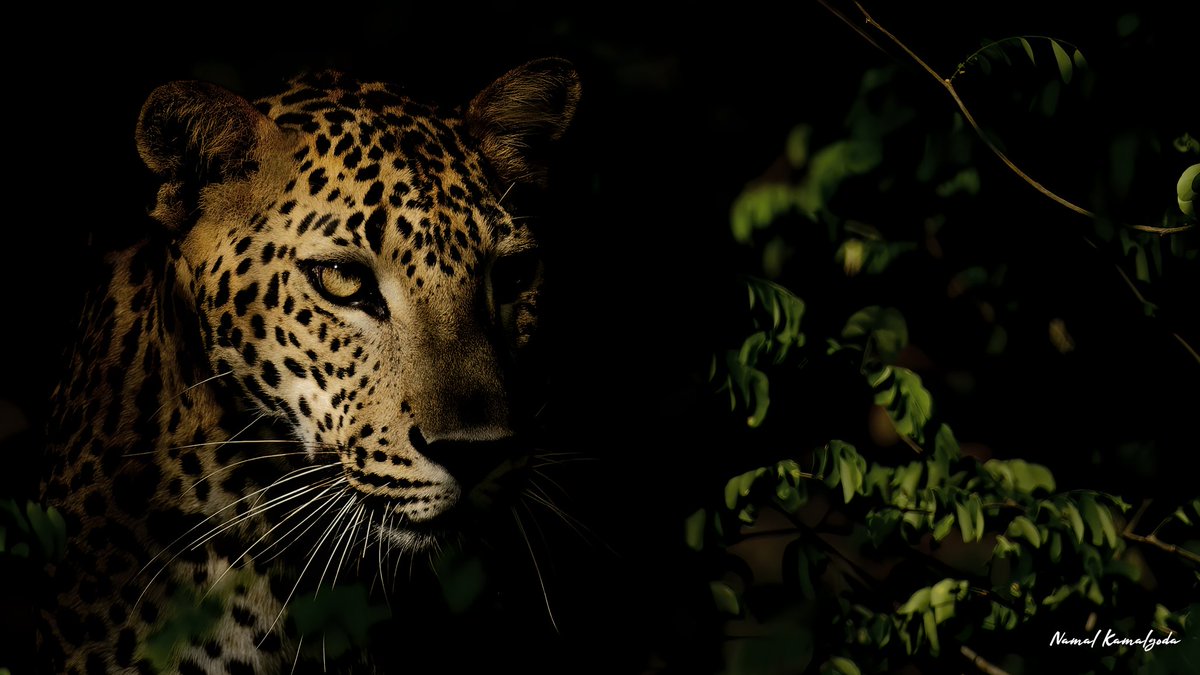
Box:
xmin=1173 ymin=333 xmax=1200 ymax=364
xmin=1122 ymin=499 xmax=1200 ymax=565
xmin=849 ymin=1 xmax=1094 ymax=219
xmin=1131 ymin=224 xmax=1196 ymax=235
xmin=824 ymin=1 xmax=1200 ymax=366
xmin=961 ymin=645 xmax=1012 ymax=675
xmin=1122 ymin=530 xmax=1200 ymax=565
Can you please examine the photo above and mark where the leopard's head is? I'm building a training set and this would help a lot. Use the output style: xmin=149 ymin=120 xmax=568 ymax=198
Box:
xmin=136 ymin=61 xmax=579 ymax=550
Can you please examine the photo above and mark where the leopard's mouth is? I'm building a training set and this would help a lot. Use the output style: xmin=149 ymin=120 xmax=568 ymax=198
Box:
xmin=360 ymin=452 xmax=532 ymax=551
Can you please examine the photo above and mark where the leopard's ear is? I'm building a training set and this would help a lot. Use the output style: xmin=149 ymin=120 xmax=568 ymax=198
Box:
xmin=136 ymin=81 xmax=279 ymax=230
xmin=466 ymin=58 xmax=581 ymax=188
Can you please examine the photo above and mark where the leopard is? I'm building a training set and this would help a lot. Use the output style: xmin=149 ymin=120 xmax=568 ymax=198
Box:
xmin=38 ymin=59 xmax=580 ymax=674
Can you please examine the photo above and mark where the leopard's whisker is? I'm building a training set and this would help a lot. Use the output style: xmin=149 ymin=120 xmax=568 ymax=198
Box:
xmin=133 ymin=461 xmax=341 ymax=607
xmin=259 ymin=491 xmax=355 ymax=648
xmin=329 ymin=503 xmax=365 ymax=589
xmin=512 ymin=506 xmax=558 ymax=633
xmin=191 ymin=450 xmax=339 ymax=493
xmin=255 ymin=482 xmax=353 ymax=566
xmin=147 ymin=369 xmax=234 ymax=423
xmin=201 ymin=478 xmax=345 ymax=598
xmin=187 ymin=469 xmax=343 ymax=551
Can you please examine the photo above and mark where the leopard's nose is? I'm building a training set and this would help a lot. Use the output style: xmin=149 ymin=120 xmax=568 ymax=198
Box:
xmin=408 ymin=425 xmax=517 ymax=489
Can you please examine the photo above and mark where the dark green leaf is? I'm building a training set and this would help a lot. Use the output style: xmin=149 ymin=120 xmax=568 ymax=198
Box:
xmin=25 ymin=503 xmax=54 ymax=560
xmin=1018 ymin=37 xmax=1036 ymax=64
xmin=823 ymin=656 xmax=862 ymax=675
xmin=710 ymin=581 xmax=741 ymax=616
xmin=685 ymin=509 xmax=706 ymax=551
xmin=1051 ymin=40 xmax=1073 ymax=83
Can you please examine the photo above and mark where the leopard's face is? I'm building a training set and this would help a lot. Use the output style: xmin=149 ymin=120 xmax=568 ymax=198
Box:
xmin=140 ymin=64 xmax=578 ymax=550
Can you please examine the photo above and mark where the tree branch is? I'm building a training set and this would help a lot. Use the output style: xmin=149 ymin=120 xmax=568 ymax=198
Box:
xmin=820 ymin=1 xmax=1200 ymax=366
xmin=1122 ymin=499 xmax=1200 ymax=565
xmin=961 ymin=645 xmax=1012 ymax=675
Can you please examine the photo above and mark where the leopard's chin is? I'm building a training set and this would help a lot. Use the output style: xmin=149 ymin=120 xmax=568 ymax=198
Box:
xmin=372 ymin=519 xmax=447 ymax=553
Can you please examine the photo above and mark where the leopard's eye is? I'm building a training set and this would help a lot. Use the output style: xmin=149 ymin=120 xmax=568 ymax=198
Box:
xmin=315 ymin=265 xmax=363 ymax=299
xmin=491 ymin=251 xmax=541 ymax=307
xmin=301 ymin=260 xmax=388 ymax=319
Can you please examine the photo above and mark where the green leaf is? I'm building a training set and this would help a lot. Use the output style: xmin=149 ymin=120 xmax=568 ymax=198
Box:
xmin=46 ymin=506 xmax=67 ymax=561
xmin=924 ymin=610 xmax=941 ymax=655
xmin=684 ymin=509 xmax=706 ymax=551
xmin=1062 ymin=502 xmax=1086 ymax=543
xmin=784 ymin=539 xmax=819 ymax=599
xmin=1072 ymin=49 xmax=1088 ymax=70
xmin=842 ymin=306 xmax=909 ymax=364
xmin=1018 ymin=37 xmax=1036 ymax=65
xmin=1050 ymin=40 xmax=1073 ymax=84
xmin=25 ymin=502 xmax=54 ymax=560
xmin=898 ymin=587 xmax=932 ymax=615
xmin=787 ymin=124 xmax=812 ymax=168
xmin=1043 ymin=584 xmax=1074 ymax=607
xmin=0 ymin=499 xmax=27 ymax=533
xmin=710 ymin=581 xmax=741 ymax=616
xmin=993 ymin=534 xmax=1021 ymax=558
xmin=1049 ymin=531 xmax=1063 ymax=562
xmin=832 ymin=442 xmax=866 ymax=503
xmin=868 ymin=509 xmax=903 ymax=547
xmin=956 ymin=495 xmax=977 ymax=543
xmin=822 ymin=655 xmax=863 ymax=675
xmin=984 ymin=459 xmax=1055 ymax=494
xmin=932 ymin=514 xmax=955 ymax=541
xmin=930 ymin=579 xmax=966 ymax=624
xmin=1094 ymin=501 xmax=1119 ymax=548
xmin=1178 ymin=163 xmax=1199 ymax=216
xmin=1008 ymin=516 xmax=1043 ymax=548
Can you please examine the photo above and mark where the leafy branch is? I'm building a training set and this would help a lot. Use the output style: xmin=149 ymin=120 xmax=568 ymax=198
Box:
xmin=820 ymin=0 xmax=1192 ymax=236
xmin=816 ymin=0 xmax=1200 ymax=367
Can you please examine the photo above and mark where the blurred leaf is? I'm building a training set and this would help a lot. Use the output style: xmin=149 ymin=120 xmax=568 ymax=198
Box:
xmin=731 ymin=184 xmax=796 ymax=243
xmin=1072 ymin=49 xmax=1088 ymax=70
xmin=1116 ymin=13 xmax=1140 ymax=37
xmin=711 ymin=581 xmax=741 ymax=616
xmin=874 ymin=368 xmax=934 ymax=445
xmin=898 ymin=587 xmax=932 ymax=615
xmin=685 ymin=508 xmax=707 ymax=551
xmin=841 ymin=306 xmax=908 ymax=364
xmin=1177 ymin=163 xmax=1199 ymax=216
xmin=984 ymin=459 xmax=1056 ymax=494
xmin=787 ymin=124 xmax=812 ymax=168
xmin=1018 ymin=37 xmax=1036 ymax=64
xmin=832 ymin=441 xmax=866 ymax=503
xmin=837 ymin=238 xmax=919 ymax=276
xmin=1050 ymin=40 xmax=1073 ymax=83
xmin=932 ymin=513 xmax=955 ymax=541
xmin=935 ymin=168 xmax=981 ymax=197
xmin=822 ymin=656 xmax=862 ymax=675
xmin=1007 ymin=515 xmax=1043 ymax=547
xmin=868 ymin=508 xmax=903 ymax=546
xmin=290 ymin=585 xmax=390 ymax=650
xmin=956 ymin=494 xmax=977 ymax=543
xmin=143 ymin=591 xmax=225 ymax=671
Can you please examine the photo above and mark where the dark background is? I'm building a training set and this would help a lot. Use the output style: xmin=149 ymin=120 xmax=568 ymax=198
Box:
xmin=2 ymin=2 xmax=1197 ymax=672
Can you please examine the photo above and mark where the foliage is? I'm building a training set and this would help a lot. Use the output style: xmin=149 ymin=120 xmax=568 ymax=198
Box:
xmin=0 ymin=498 xmax=66 ymax=563
xmin=696 ymin=18 xmax=1199 ymax=674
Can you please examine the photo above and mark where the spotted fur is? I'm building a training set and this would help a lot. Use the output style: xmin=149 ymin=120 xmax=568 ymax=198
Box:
xmin=40 ymin=60 xmax=579 ymax=674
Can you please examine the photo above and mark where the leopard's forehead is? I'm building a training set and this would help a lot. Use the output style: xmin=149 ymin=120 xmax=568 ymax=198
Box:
xmin=252 ymin=71 xmax=529 ymax=296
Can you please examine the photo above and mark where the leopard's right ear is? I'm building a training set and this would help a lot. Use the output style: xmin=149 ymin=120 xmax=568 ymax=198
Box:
xmin=136 ymin=81 xmax=280 ymax=230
